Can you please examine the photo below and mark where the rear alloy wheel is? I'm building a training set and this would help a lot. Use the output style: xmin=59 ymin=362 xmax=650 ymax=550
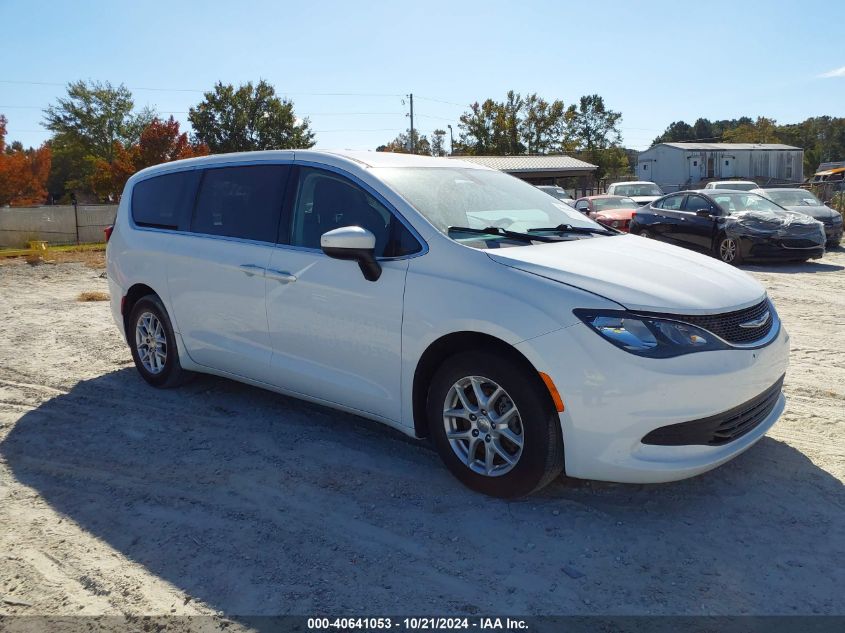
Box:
xmin=717 ymin=235 xmax=742 ymax=265
xmin=427 ymin=351 xmax=564 ymax=497
xmin=128 ymin=295 xmax=190 ymax=388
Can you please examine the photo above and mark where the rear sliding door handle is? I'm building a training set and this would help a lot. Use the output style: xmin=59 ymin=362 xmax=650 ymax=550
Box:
xmin=265 ymin=269 xmax=297 ymax=284
xmin=239 ymin=263 xmax=265 ymax=276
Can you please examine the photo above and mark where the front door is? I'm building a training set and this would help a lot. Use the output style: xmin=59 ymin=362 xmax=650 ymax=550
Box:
xmin=167 ymin=163 xmax=290 ymax=381
xmin=265 ymin=166 xmax=422 ymax=422
xmin=679 ymin=194 xmax=718 ymax=250
xmin=722 ymin=157 xmax=733 ymax=178
xmin=689 ymin=156 xmax=702 ymax=184
xmin=653 ymin=193 xmax=687 ymax=243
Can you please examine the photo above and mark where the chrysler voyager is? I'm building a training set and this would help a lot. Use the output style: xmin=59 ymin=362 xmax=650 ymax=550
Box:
xmin=107 ymin=151 xmax=789 ymax=497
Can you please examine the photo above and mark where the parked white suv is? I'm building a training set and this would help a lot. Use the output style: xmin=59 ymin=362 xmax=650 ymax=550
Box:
xmin=107 ymin=150 xmax=789 ymax=497
xmin=703 ymin=180 xmax=759 ymax=191
xmin=605 ymin=181 xmax=663 ymax=206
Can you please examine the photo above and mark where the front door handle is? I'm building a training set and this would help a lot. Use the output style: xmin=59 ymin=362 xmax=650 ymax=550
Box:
xmin=239 ymin=263 xmax=265 ymax=276
xmin=265 ymin=269 xmax=297 ymax=284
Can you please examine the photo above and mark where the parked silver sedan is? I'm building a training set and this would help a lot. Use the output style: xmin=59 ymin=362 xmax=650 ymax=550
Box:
xmin=753 ymin=188 xmax=843 ymax=247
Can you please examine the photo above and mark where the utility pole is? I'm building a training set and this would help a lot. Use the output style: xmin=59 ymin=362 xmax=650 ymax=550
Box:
xmin=408 ymin=93 xmax=415 ymax=154
xmin=447 ymin=124 xmax=455 ymax=155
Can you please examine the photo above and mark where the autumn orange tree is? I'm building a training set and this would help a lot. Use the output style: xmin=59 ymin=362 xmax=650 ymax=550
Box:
xmin=0 ymin=114 xmax=53 ymax=206
xmin=91 ymin=116 xmax=209 ymax=199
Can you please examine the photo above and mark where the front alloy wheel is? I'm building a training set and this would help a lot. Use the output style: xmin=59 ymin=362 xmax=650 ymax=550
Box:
xmin=427 ymin=350 xmax=564 ymax=497
xmin=718 ymin=236 xmax=741 ymax=264
xmin=443 ymin=376 xmax=524 ymax=477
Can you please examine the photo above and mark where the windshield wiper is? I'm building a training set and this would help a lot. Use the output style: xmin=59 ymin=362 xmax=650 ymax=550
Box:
xmin=447 ymin=226 xmax=562 ymax=243
xmin=527 ymin=223 xmax=616 ymax=236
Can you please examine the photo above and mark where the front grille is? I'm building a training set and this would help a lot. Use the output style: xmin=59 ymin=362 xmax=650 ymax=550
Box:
xmin=642 ymin=376 xmax=784 ymax=447
xmin=780 ymin=238 xmax=821 ymax=249
xmin=671 ymin=300 xmax=774 ymax=345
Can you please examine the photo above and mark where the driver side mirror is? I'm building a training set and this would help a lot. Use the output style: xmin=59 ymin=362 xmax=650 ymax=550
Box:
xmin=321 ymin=226 xmax=382 ymax=282
xmin=696 ymin=208 xmax=717 ymax=218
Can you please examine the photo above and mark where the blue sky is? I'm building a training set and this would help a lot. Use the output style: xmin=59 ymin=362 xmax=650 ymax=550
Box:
xmin=2 ymin=0 xmax=844 ymax=152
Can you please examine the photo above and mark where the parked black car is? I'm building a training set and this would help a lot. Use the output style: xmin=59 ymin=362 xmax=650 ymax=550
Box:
xmin=629 ymin=190 xmax=827 ymax=264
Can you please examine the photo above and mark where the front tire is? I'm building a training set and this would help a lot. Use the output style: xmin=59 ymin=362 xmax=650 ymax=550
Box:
xmin=128 ymin=295 xmax=189 ymax=388
xmin=426 ymin=351 xmax=564 ymax=497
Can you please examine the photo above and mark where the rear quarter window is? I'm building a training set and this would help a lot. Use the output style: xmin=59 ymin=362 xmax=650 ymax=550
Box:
xmin=192 ymin=165 xmax=290 ymax=241
xmin=131 ymin=170 xmax=200 ymax=230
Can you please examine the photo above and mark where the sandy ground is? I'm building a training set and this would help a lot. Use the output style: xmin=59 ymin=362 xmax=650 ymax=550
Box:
xmin=0 ymin=250 xmax=843 ymax=625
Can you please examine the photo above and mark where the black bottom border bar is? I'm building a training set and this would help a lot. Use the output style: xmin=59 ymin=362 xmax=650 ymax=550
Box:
xmin=2 ymin=616 xmax=845 ymax=633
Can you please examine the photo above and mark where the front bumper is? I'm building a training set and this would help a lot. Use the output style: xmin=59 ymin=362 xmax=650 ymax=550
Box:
xmin=741 ymin=235 xmax=825 ymax=260
xmin=515 ymin=320 xmax=790 ymax=483
xmin=823 ymin=222 xmax=843 ymax=243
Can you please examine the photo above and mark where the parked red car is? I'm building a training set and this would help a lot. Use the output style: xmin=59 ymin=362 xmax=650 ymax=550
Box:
xmin=573 ymin=195 xmax=639 ymax=232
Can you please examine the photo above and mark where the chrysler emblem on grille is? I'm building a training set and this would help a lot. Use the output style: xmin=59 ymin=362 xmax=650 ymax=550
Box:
xmin=739 ymin=310 xmax=771 ymax=329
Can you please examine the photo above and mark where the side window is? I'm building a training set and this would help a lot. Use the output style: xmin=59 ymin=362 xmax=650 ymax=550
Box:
xmin=289 ymin=167 xmax=420 ymax=257
xmin=192 ymin=165 xmax=289 ymax=241
xmin=661 ymin=194 xmax=685 ymax=210
xmin=684 ymin=195 xmax=711 ymax=212
xmin=131 ymin=170 xmax=200 ymax=230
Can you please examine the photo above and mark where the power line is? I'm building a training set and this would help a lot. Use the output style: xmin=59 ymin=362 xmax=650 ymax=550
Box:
xmin=0 ymin=79 xmax=406 ymax=99
xmin=415 ymin=95 xmax=466 ymax=108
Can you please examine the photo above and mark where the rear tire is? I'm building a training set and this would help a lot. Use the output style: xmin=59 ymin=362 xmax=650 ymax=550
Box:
xmin=128 ymin=295 xmax=190 ymax=388
xmin=426 ymin=350 xmax=564 ymax=498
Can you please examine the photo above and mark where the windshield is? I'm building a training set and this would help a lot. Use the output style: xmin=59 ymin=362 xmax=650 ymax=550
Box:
xmin=593 ymin=196 xmax=638 ymax=211
xmin=612 ymin=183 xmax=662 ymax=197
xmin=711 ymin=192 xmax=788 ymax=214
xmin=377 ymin=167 xmax=605 ymax=241
xmin=714 ymin=182 xmax=757 ymax=191
xmin=764 ymin=189 xmax=822 ymax=207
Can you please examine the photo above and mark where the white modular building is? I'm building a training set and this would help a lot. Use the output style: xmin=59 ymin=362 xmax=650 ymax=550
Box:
xmin=636 ymin=143 xmax=804 ymax=192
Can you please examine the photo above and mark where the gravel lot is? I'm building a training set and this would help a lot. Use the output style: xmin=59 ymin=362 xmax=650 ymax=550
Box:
xmin=0 ymin=250 xmax=843 ymax=624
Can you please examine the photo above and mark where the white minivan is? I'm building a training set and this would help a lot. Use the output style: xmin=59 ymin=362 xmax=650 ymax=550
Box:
xmin=107 ymin=150 xmax=789 ymax=497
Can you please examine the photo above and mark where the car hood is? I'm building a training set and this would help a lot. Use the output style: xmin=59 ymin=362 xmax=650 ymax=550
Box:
xmin=723 ymin=209 xmax=826 ymax=243
xmin=629 ymin=195 xmax=660 ymax=205
xmin=593 ymin=208 xmax=637 ymax=220
xmin=485 ymin=234 xmax=765 ymax=314
xmin=781 ymin=204 xmax=837 ymax=221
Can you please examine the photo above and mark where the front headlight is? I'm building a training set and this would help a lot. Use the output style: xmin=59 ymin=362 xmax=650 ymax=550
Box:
xmin=574 ymin=310 xmax=728 ymax=358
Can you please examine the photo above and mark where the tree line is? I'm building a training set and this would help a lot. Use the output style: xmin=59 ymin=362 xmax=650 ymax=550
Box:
xmin=652 ymin=116 xmax=845 ymax=177
xmin=0 ymin=79 xmax=316 ymax=206
xmin=376 ymin=92 xmax=630 ymax=180
xmin=3 ymin=77 xmax=843 ymax=207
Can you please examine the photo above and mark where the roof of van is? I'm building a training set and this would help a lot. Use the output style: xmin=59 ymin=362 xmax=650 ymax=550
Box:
xmin=131 ymin=149 xmax=488 ymax=180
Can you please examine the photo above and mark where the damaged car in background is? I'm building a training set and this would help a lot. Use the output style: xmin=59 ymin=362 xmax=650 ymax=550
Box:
xmin=630 ymin=190 xmax=826 ymax=264
xmin=751 ymin=187 xmax=843 ymax=247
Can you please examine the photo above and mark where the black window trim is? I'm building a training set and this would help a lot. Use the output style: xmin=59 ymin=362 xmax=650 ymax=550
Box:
xmin=277 ymin=160 xmax=427 ymax=261
xmin=129 ymin=167 xmax=201 ymax=232
xmin=188 ymin=163 xmax=291 ymax=245
xmin=128 ymin=161 xmax=295 ymax=247
xmin=128 ymin=159 xmax=429 ymax=258
xmin=660 ymin=193 xmax=687 ymax=211
xmin=681 ymin=193 xmax=712 ymax=213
